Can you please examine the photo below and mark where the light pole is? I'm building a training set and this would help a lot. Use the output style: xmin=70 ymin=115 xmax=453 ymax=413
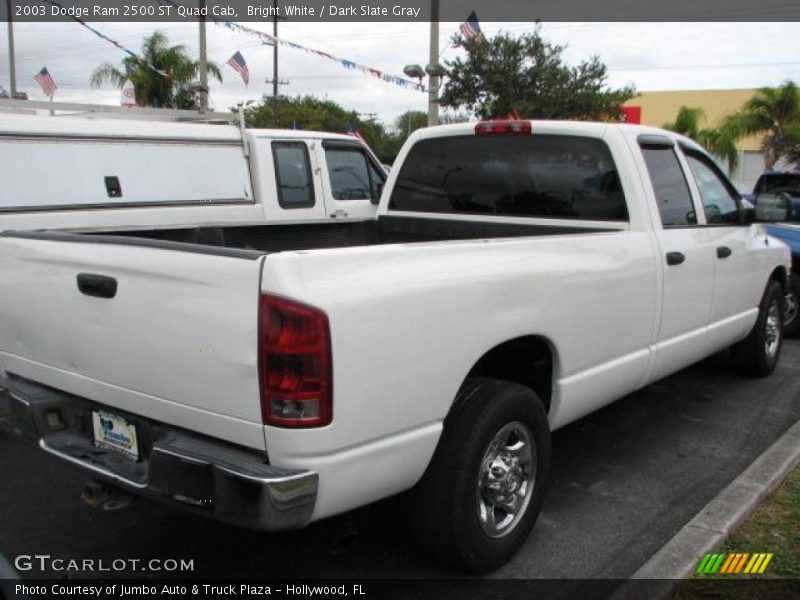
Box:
xmin=427 ymin=0 xmax=439 ymax=126
xmin=6 ymin=0 xmax=17 ymax=96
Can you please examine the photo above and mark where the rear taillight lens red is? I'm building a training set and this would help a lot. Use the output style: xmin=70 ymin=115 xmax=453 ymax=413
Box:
xmin=259 ymin=294 xmax=332 ymax=428
xmin=474 ymin=120 xmax=532 ymax=135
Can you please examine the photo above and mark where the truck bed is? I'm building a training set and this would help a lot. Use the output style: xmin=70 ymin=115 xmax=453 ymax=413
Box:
xmin=91 ymin=215 xmax=615 ymax=254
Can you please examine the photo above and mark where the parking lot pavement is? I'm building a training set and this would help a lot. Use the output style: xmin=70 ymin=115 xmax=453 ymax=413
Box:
xmin=1 ymin=341 xmax=799 ymax=587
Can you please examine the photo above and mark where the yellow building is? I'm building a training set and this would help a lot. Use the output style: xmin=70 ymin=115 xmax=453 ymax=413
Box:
xmin=623 ymin=89 xmax=767 ymax=191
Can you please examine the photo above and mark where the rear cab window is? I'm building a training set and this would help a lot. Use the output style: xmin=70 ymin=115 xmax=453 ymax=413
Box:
xmin=388 ymin=134 xmax=628 ymax=221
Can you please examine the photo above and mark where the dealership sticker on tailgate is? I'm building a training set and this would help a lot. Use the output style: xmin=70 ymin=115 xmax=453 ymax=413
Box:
xmin=92 ymin=410 xmax=140 ymax=461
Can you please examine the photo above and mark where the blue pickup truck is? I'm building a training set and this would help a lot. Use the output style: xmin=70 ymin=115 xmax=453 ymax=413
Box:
xmin=749 ymin=172 xmax=800 ymax=336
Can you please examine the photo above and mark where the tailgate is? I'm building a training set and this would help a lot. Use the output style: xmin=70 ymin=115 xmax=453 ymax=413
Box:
xmin=0 ymin=232 xmax=267 ymax=450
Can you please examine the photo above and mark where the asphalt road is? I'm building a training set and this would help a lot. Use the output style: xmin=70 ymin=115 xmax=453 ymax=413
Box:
xmin=1 ymin=341 xmax=799 ymax=591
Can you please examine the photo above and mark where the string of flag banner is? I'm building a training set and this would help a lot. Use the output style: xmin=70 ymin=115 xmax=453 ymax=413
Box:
xmin=213 ymin=19 xmax=426 ymax=92
xmin=30 ymin=2 xmax=486 ymax=100
xmin=155 ymin=0 xmax=425 ymax=92
xmin=42 ymin=0 xmax=171 ymax=79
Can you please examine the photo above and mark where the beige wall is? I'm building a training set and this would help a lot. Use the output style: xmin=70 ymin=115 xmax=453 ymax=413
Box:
xmin=624 ymin=89 xmax=761 ymax=151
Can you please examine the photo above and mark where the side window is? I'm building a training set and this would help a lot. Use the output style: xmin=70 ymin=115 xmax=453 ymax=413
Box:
xmin=683 ymin=151 xmax=741 ymax=225
xmin=325 ymin=146 xmax=385 ymax=202
xmin=641 ymin=146 xmax=696 ymax=227
xmin=272 ymin=142 xmax=315 ymax=209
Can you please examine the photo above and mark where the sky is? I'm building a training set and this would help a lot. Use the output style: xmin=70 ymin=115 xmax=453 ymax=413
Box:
xmin=1 ymin=21 xmax=798 ymax=129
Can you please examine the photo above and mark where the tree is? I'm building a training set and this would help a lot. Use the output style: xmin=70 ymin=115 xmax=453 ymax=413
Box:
xmin=244 ymin=95 xmax=400 ymax=162
xmin=663 ymin=105 xmax=739 ymax=172
xmin=663 ymin=106 xmax=706 ymax=139
xmin=441 ymin=26 xmax=635 ymax=121
xmin=395 ymin=110 xmax=428 ymax=142
xmin=91 ymin=31 xmax=222 ymax=109
xmin=721 ymin=81 xmax=800 ymax=171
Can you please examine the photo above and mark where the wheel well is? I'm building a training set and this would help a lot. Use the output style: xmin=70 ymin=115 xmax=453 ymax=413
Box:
xmin=465 ymin=336 xmax=554 ymax=413
xmin=770 ymin=265 xmax=790 ymax=292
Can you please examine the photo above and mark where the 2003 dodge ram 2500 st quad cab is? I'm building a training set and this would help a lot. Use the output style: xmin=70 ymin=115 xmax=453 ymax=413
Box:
xmin=0 ymin=120 xmax=792 ymax=572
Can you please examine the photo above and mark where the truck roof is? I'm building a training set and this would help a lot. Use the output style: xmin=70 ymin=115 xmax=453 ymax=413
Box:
xmin=410 ymin=119 xmax=699 ymax=149
xmin=0 ymin=112 xmax=359 ymax=143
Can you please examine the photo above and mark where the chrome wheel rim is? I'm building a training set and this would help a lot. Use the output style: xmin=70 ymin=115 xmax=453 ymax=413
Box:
xmin=765 ymin=301 xmax=781 ymax=359
xmin=476 ymin=421 xmax=536 ymax=538
xmin=784 ymin=291 xmax=798 ymax=327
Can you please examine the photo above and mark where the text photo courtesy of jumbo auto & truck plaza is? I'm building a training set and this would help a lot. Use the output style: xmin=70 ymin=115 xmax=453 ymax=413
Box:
xmin=1 ymin=1 xmax=800 ymax=599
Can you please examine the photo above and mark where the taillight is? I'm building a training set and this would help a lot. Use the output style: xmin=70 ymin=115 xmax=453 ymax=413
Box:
xmin=259 ymin=294 xmax=332 ymax=428
xmin=474 ymin=120 xmax=532 ymax=135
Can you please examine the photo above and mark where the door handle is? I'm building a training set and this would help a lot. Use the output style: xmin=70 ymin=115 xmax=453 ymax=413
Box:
xmin=77 ymin=273 xmax=117 ymax=299
xmin=666 ymin=252 xmax=686 ymax=266
xmin=717 ymin=246 xmax=733 ymax=259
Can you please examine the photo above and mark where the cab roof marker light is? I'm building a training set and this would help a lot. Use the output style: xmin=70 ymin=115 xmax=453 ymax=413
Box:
xmin=474 ymin=120 xmax=532 ymax=135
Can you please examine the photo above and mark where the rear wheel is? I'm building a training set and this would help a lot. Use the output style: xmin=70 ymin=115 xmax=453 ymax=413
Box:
xmin=731 ymin=280 xmax=784 ymax=377
xmin=782 ymin=273 xmax=800 ymax=338
xmin=406 ymin=379 xmax=551 ymax=573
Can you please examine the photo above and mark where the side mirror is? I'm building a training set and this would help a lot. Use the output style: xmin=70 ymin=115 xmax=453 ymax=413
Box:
xmin=755 ymin=193 xmax=793 ymax=222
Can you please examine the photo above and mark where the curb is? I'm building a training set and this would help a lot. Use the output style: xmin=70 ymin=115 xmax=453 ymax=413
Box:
xmin=610 ymin=417 xmax=800 ymax=600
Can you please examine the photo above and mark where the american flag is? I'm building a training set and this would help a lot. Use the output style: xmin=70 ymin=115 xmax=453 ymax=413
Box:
xmin=347 ymin=123 xmax=366 ymax=143
xmin=34 ymin=67 xmax=57 ymax=98
xmin=226 ymin=51 xmax=249 ymax=86
xmin=459 ymin=11 xmax=483 ymax=42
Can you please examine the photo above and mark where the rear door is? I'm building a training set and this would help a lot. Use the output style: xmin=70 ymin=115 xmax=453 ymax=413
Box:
xmin=252 ymin=137 xmax=327 ymax=222
xmin=637 ymin=135 xmax=715 ymax=381
xmin=0 ymin=233 xmax=267 ymax=449
xmin=318 ymin=140 xmax=385 ymax=220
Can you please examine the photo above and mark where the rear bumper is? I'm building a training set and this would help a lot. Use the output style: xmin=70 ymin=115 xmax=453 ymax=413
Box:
xmin=0 ymin=376 xmax=317 ymax=531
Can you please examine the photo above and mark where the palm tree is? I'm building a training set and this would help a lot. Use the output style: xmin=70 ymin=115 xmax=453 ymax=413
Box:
xmin=721 ymin=81 xmax=800 ymax=171
xmin=91 ymin=31 xmax=222 ymax=109
xmin=664 ymin=105 xmax=740 ymax=172
xmin=663 ymin=105 xmax=706 ymax=139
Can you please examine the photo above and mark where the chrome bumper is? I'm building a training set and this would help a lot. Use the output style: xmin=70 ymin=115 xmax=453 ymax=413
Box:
xmin=0 ymin=376 xmax=317 ymax=531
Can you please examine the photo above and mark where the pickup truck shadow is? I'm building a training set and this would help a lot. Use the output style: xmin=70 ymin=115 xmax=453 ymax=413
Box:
xmin=1 ymin=343 xmax=798 ymax=582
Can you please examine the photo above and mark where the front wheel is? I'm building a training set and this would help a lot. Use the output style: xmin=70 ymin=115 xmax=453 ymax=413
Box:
xmin=730 ymin=280 xmax=784 ymax=377
xmin=406 ymin=379 xmax=551 ymax=573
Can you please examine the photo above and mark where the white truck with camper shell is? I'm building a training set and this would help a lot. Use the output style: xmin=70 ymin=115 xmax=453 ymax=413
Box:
xmin=0 ymin=119 xmax=792 ymax=572
xmin=0 ymin=102 xmax=384 ymax=233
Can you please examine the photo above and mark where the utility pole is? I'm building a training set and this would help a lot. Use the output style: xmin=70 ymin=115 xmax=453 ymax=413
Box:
xmin=273 ymin=0 xmax=278 ymax=115
xmin=198 ymin=0 xmax=209 ymax=111
xmin=265 ymin=0 xmax=288 ymax=125
xmin=427 ymin=0 xmax=439 ymax=126
xmin=6 ymin=0 xmax=17 ymax=95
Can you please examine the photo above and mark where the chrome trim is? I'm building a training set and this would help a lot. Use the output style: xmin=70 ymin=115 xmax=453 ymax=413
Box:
xmin=0 ymin=378 xmax=318 ymax=531
xmin=38 ymin=439 xmax=148 ymax=490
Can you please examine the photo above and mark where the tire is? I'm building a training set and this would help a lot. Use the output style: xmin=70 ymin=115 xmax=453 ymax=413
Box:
xmin=782 ymin=273 xmax=800 ymax=338
xmin=730 ymin=280 xmax=784 ymax=377
xmin=406 ymin=378 xmax=551 ymax=573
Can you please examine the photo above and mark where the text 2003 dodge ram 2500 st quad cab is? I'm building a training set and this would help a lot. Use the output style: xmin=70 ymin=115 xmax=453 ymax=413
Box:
xmin=0 ymin=120 xmax=792 ymax=572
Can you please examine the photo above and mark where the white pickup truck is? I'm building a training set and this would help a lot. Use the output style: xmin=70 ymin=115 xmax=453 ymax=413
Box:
xmin=0 ymin=120 xmax=791 ymax=572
